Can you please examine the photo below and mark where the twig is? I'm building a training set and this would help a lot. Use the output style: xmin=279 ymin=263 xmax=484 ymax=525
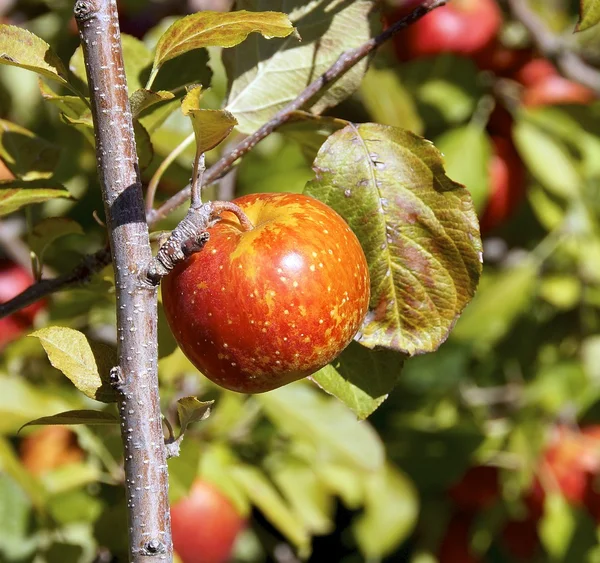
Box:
xmin=147 ymin=0 xmax=448 ymax=223
xmin=507 ymin=0 xmax=600 ymax=94
xmin=74 ymin=0 xmax=171 ymax=561
xmin=0 ymin=0 xmax=447 ymax=318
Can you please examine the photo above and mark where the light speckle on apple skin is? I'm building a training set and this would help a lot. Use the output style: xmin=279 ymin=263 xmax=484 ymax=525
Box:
xmin=162 ymin=192 xmax=370 ymax=394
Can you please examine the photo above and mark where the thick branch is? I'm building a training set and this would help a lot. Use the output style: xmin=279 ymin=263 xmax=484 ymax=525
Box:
xmin=508 ymin=0 xmax=600 ymax=94
xmin=0 ymin=0 xmax=447 ymax=318
xmin=74 ymin=0 xmax=171 ymax=561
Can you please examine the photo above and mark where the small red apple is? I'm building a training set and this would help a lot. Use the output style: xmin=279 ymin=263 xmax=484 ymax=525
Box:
xmin=20 ymin=426 xmax=84 ymax=475
xmin=392 ymin=0 xmax=502 ymax=60
xmin=162 ymin=193 xmax=370 ymax=394
xmin=501 ymin=516 xmax=540 ymax=560
xmin=475 ymin=43 xmax=532 ymax=76
xmin=438 ymin=513 xmax=482 ymax=563
xmin=0 ymin=260 xmax=45 ymax=349
xmin=479 ymin=136 xmax=526 ymax=233
xmin=449 ymin=465 xmax=500 ymax=511
xmin=171 ymin=480 xmax=246 ymax=563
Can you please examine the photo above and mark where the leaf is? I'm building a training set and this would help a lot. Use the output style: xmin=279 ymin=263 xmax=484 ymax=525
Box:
xmin=148 ymin=49 xmax=213 ymax=93
xmin=19 ymin=410 xmax=119 ymax=431
xmin=176 ymin=396 xmax=213 ymax=435
xmin=130 ymin=89 xmax=175 ymax=118
xmin=28 ymin=217 xmax=84 ymax=267
xmin=577 ymin=0 xmax=600 ymax=31
xmin=30 ymin=327 xmax=117 ymax=403
xmin=231 ymin=464 xmax=310 ymax=554
xmin=0 ymin=180 xmax=71 ymax=217
xmin=353 ymin=463 xmax=419 ymax=559
xmin=311 ymin=341 xmax=405 ymax=420
xmin=133 ymin=120 xmax=154 ymax=171
xmin=39 ymin=80 xmax=89 ymax=118
xmin=0 ymin=119 xmax=61 ymax=180
xmin=435 ymin=124 xmax=492 ymax=213
xmin=0 ymin=25 xmax=68 ymax=84
xmin=304 ymin=123 xmax=482 ymax=355
xmin=152 ymin=10 xmax=295 ymax=76
xmin=258 ymin=383 xmax=384 ymax=471
xmin=224 ymin=0 xmax=378 ymax=134
xmin=182 ymin=86 xmax=237 ymax=153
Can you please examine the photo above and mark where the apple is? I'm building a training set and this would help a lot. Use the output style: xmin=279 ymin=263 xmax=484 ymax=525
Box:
xmin=391 ymin=0 xmax=502 ymax=60
xmin=479 ymin=136 xmax=525 ymax=233
xmin=162 ymin=193 xmax=370 ymax=394
xmin=475 ymin=43 xmax=532 ymax=76
xmin=501 ymin=516 xmax=539 ymax=560
xmin=0 ymin=260 xmax=45 ymax=349
xmin=171 ymin=480 xmax=246 ymax=563
xmin=448 ymin=465 xmax=500 ymax=511
xmin=20 ymin=426 xmax=84 ymax=475
xmin=438 ymin=513 xmax=482 ymax=563
xmin=512 ymin=58 xmax=596 ymax=107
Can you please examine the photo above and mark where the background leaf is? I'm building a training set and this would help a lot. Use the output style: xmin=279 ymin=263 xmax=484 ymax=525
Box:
xmin=20 ymin=410 xmax=119 ymax=430
xmin=0 ymin=180 xmax=71 ymax=216
xmin=577 ymin=0 xmax=600 ymax=31
xmin=305 ymin=123 xmax=482 ymax=355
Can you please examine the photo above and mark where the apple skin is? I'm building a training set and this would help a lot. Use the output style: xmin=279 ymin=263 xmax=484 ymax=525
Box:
xmin=20 ymin=426 xmax=84 ymax=475
xmin=0 ymin=260 xmax=45 ymax=349
xmin=479 ymin=136 xmax=525 ymax=234
xmin=392 ymin=0 xmax=502 ymax=60
xmin=162 ymin=193 xmax=370 ymax=394
xmin=449 ymin=465 xmax=500 ymax=511
xmin=438 ymin=513 xmax=482 ymax=563
xmin=171 ymin=480 xmax=246 ymax=563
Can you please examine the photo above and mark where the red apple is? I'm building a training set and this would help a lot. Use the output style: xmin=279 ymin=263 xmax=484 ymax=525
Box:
xmin=162 ymin=193 xmax=370 ymax=394
xmin=512 ymin=58 xmax=557 ymax=88
xmin=438 ymin=513 xmax=482 ymax=563
xmin=475 ymin=42 xmax=532 ymax=76
xmin=479 ymin=136 xmax=525 ymax=233
xmin=0 ymin=260 xmax=45 ymax=349
xmin=449 ymin=465 xmax=500 ymax=511
xmin=501 ymin=516 xmax=540 ymax=560
xmin=20 ymin=426 xmax=84 ymax=475
xmin=171 ymin=480 xmax=246 ymax=563
xmin=392 ymin=0 xmax=502 ymax=60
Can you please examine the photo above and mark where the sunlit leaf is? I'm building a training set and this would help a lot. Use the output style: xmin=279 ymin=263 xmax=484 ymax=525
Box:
xmin=0 ymin=119 xmax=60 ymax=180
xmin=225 ymin=0 xmax=377 ymax=133
xmin=258 ymin=383 xmax=384 ymax=471
xmin=153 ymin=10 xmax=295 ymax=77
xmin=311 ymin=342 xmax=404 ymax=420
xmin=0 ymin=25 xmax=68 ymax=84
xmin=176 ymin=396 xmax=213 ymax=435
xmin=0 ymin=180 xmax=71 ymax=217
xmin=30 ymin=327 xmax=117 ymax=403
xmin=182 ymin=86 xmax=237 ymax=153
xmin=305 ymin=123 xmax=482 ymax=355
xmin=20 ymin=410 xmax=119 ymax=431
xmin=577 ymin=0 xmax=600 ymax=31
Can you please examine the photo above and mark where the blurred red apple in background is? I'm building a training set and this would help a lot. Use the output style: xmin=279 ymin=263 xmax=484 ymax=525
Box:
xmin=20 ymin=426 xmax=84 ymax=475
xmin=449 ymin=465 xmax=500 ymax=511
xmin=438 ymin=512 xmax=482 ymax=563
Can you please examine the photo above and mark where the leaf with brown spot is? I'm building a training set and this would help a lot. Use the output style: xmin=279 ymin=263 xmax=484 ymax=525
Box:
xmin=304 ymin=123 xmax=482 ymax=355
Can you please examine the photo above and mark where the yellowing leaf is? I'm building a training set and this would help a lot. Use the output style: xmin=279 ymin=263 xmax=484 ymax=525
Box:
xmin=30 ymin=327 xmax=117 ymax=403
xmin=577 ymin=0 xmax=600 ymax=31
xmin=152 ymin=10 xmax=295 ymax=77
xmin=0 ymin=25 xmax=68 ymax=83
xmin=304 ymin=123 xmax=482 ymax=355
xmin=0 ymin=180 xmax=71 ymax=217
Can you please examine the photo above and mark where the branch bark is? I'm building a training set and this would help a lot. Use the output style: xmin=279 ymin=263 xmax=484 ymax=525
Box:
xmin=0 ymin=0 xmax=447 ymax=318
xmin=73 ymin=0 xmax=171 ymax=560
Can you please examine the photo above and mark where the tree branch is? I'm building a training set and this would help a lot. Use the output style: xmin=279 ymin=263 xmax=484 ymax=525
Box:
xmin=508 ymin=0 xmax=600 ymax=94
xmin=0 ymin=0 xmax=447 ymax=319
xmin=74 ymin=0 xmax=171 ymax=560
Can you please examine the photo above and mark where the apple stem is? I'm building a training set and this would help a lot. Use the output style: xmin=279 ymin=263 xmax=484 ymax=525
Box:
xmin=210 ymin=201 xmax=255 ymax=231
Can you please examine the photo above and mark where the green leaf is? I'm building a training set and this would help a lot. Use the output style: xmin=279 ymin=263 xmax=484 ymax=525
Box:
xmin=133 ymin=119 xmax=154 ymax=171
xmin=353 ymin=463 xmax=419 ymax=559
xmin=39 ymin=80 xmax=89 ymax=118
xmin=176 ymin=396 xmax=213 ymax=435
xmin=130 ymin=89 xmax=175 ymax=118
xmin=28 ymin=217 xmax=84 ymax=268
xmin=0 ymin=473 xmax=37 ymax=561
xmin=258 ymin=383 xmax=384 ymax=471
xmin=451 ymin=261 xmax=538 ymax=350
xmin=231 ymin=463 xmax=310 ymax=554
xmin=0 ymin=180 xmax=71 ymax=217
xmin=225 ymin=0 xmax=377 ymax=134
xmin=304 ymin=123 xmax=482 ymax=355
xmin=513 ymin=118 xmax=581 ymax=200
xmin=20 ymin=410 xmax=119 ymax=431
xmin=311 ymin=342 xmax=405 ymax=420
xmin=0 ymin=119 xmax=61 ymax=180
xmin=149 ymin=49 xmax=213 ymax=93
xmin=577 ymin=0 xmax=600 ymax=31
xmin=360 ymin=66 xmax=424 ymax=135
xmin=0 ymin=24 xmax=68 ymax=84
xmin=30 ymin=327 xmax=117 ymax=403
xmin=181 ymin=86 xmax=238 ymax=154
xmin=436 ymin=125 xmax=492 ymax=213
xmin=152 ymin=10 xmax=295 ymax=77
